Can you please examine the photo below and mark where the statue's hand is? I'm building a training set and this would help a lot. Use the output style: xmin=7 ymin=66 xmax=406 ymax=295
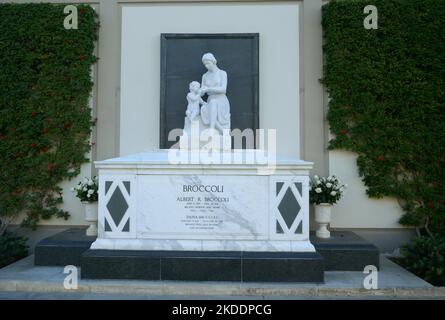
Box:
xmin=200 ymin=87 xmax=208 ymax=95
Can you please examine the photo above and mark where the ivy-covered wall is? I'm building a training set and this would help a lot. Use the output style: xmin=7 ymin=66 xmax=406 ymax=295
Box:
xmin=323 ymin=0 xmax=445 ymax=236
xmin=0 ymin=4 xmax=99 ymax=231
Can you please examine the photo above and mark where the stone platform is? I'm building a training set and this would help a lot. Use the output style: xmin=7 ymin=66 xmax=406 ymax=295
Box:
xmin=34 ymin=228 xmax=379 ymax=282
xmin=34 ymin=228 xmax=95 ymax=267
xmin=310 ymin=231 xmax=380 ymax=271
xmin=1 ymin=255 xmax=438 ymax=299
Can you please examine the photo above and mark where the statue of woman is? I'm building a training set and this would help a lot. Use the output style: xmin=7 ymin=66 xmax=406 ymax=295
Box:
xmin=199 ymin=53 xmax=231 ymax=134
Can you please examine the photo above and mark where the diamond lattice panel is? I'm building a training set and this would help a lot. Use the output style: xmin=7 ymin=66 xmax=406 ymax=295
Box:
xmin=106 ymin=186 xmax=129 ymax=227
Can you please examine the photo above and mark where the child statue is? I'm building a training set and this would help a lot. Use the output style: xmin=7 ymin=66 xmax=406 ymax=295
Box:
xmin=185 ymin=81 xmax=206 ymax=121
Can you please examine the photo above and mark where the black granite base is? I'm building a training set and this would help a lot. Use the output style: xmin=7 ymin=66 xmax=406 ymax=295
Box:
xmin=34 ymin=228 xmax=379 ymax=275
xmin=81 ymin=250 xmax=325 ymax=283
xmin=34 ymin=228 xmax=95 ymax=266
xmin=311 ymin=231 xmax=380 ymax=271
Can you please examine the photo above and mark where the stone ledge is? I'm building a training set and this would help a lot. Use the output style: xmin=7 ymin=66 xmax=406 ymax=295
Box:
xmin=34 ymin=228 xmax=95 ymax=266
xmin=311 ymin=231 xmax=380 ymax=271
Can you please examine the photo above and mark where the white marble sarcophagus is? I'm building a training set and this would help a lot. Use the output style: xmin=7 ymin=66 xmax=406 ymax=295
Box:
xmin=91 ymin=150 xmax=315 ymax=253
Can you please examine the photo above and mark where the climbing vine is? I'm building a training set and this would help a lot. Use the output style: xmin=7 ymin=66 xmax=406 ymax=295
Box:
xmin=0 ymin=3 xmax=99 ymax=232
xmin=322 ymin=0 xmax=445 ymax=237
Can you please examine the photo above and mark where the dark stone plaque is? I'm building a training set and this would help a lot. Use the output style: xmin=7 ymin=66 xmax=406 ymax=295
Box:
xmin=160 ymin=33 xmax=259 ymax=149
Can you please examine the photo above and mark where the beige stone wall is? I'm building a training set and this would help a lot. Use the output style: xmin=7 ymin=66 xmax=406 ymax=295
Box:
xmin=119 ymin=2 xmax=301 ymax=157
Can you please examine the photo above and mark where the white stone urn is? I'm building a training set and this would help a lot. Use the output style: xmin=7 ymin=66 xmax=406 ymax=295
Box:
xmin=314 ymin=203 xmax=332 ymax=238
xmin=83 ymin=201 xmax=98 ymax=236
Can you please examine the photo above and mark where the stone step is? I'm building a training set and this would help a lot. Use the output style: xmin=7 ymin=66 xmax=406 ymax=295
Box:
xmin=81 ymin=249 xmax=324 ymax=283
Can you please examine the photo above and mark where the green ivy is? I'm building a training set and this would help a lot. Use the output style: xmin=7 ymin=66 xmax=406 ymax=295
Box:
xmin=0 ymin=4 xmax=99 ymax=231
xmin=0 ymin=232 xmax=28 ymax=268
xmin=322 ymin=0 xmax=445 ymax=237
xmin=400 ymin=236 xmax=445 ymax=286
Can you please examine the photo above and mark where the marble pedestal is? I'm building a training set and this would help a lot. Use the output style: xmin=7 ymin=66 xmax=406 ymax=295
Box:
xmin=90 ymin=150 xmax=315 ymax=253
xmin=84 ymin=150 xmax=323 ymax=281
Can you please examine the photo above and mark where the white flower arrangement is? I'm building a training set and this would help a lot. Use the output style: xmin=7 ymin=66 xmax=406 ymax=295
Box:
xmin=309 ymin=175 xmax=346 ymax=205
xmin=72 ymin=176 xmax=98 ymax=202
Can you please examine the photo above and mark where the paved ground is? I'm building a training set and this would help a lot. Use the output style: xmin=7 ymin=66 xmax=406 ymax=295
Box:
xmin=1 ymin=291 xmax=444 ymax=300
xmin=0 ymin=255 xmax=443 ymax=300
